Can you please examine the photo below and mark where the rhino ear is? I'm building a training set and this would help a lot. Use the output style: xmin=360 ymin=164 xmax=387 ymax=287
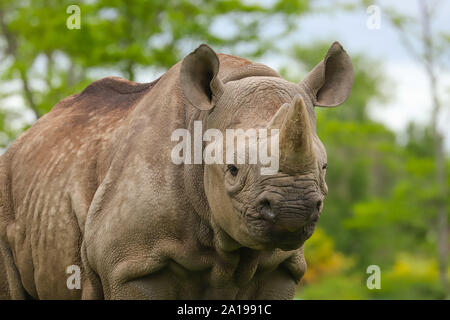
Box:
xmin=180 ymin=44 xmax=224 ymax=111
xmin=300 ymin=41 xmax=354 ymax=107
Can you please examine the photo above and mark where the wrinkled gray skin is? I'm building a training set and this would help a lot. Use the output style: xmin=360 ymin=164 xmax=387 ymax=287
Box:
xmin=0 ymin=42 xmax=353 ymax=299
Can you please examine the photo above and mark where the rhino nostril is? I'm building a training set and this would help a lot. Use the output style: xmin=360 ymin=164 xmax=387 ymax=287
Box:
xmin=259 ymin=200 xmax=276 ymax=222
xmin=316 ymin=200 xmax=322 ymax=211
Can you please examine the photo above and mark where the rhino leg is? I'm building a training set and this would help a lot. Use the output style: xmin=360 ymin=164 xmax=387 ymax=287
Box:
xmin=0 ymin=238 xmax=26 ymax=299
xmin=250 ymin=269 xmax=298 ymax=299
xmin=106 ymin=271 xmax=179 ymax=300
xmin=80 ymin=241 xmax=104 ymax=299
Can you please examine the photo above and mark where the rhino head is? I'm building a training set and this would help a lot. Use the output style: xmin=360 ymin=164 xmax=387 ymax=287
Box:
xmin=180 ymin=43 xmax=353 ymax=251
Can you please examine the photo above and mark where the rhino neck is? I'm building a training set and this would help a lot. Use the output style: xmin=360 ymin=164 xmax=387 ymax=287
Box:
xmin=182 ymin=109 xmax=210 ymax=227
xmin=182 ymin=108 xmax=243 ymax=253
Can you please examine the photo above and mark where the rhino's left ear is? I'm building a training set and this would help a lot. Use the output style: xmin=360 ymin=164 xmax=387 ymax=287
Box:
xmin=180 ymin=44 xmax=224 ymax=111
xmin=300 ymin=41 xmax=354 ymax=107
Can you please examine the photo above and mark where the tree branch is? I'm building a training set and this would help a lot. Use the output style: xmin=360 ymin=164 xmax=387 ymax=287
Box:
xmin=18 ymin=68 xmax=40 ymax=118
xmin=0 ymin=8 xmax=40 ymax=119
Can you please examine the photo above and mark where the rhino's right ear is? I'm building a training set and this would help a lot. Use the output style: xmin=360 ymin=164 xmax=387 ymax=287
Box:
xmin=180 ymin=44 xmax=224 ymax=111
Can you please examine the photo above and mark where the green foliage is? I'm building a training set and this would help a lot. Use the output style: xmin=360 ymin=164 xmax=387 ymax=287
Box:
xmin=0 ymin=0 xmax=310 ymax=147
xmin=376 ymin=253 xmax=447 ymax=299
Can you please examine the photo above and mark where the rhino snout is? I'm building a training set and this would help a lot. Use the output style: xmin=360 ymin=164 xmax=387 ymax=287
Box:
xmin=257 ymin=192 xmax=323 ymax=233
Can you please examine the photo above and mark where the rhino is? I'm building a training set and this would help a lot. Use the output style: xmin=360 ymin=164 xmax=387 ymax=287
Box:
xmin=0 ymin=42 xmax=353 ymax=299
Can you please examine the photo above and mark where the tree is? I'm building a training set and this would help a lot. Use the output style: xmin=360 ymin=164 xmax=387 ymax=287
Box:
xmin=383 ymin=0 xmax=449 ymax=294
xmin=0 ymin=0 xmax=311 ymax=147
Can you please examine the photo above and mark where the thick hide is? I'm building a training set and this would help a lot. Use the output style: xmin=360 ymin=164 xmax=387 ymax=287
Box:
xmin=0 ymin=43 xmax=353 ymax=299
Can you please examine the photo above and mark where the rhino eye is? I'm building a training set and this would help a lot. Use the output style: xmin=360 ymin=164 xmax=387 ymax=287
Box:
xmin=227 ymin=165 xmax=239 ymax=177
xmin=322 ymin=163 xmax=327 ymax=170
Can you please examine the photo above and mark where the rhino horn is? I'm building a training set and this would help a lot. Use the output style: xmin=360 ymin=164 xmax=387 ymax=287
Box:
xmin=271 ymin=94 xmax=315 ymax=173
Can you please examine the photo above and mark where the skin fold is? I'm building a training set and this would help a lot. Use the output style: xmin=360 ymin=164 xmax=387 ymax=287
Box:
xmin=0 ymin=43 xmax=353 ymax=299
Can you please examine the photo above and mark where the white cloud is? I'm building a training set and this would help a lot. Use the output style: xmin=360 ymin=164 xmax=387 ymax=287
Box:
xmin=368 ymin=61 xmax=450 ymax=150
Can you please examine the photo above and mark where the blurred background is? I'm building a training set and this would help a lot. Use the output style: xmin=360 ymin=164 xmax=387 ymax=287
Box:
xmin=0 ymin=0 xmax=448 ymax=299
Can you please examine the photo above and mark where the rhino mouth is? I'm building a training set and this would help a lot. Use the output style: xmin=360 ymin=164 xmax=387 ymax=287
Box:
xmin=248 ymin=211 xmax=319 ymax=250
xmin=232 ymin=195 xmax=322 ymax=250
